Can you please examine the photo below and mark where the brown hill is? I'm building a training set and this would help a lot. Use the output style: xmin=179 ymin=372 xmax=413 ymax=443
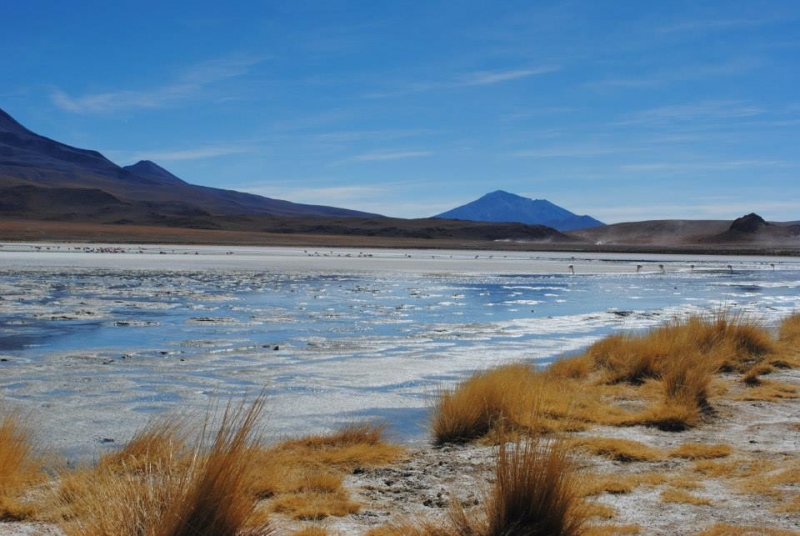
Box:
xmin=571 ymin=215 xmax=799 ymax=252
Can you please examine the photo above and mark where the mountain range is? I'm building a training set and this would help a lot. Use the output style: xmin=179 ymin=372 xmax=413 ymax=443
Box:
xmin=0 ymin=107 xmax=582 ymax=244
xmin=435 ymin=190 xmax=603 ymax=231
xmin=0 ymin=107 xmax=377 ymax=223
xmin=1 ymin=107 xmax=796 ymax=252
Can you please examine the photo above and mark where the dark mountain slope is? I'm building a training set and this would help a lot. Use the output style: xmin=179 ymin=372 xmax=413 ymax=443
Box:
xmin=0 ymin=107 xmax=378 ymax=219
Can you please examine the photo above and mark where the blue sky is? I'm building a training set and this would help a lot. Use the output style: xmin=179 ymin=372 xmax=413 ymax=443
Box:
xmin=2 ymin=1 xmax=799 ymax=223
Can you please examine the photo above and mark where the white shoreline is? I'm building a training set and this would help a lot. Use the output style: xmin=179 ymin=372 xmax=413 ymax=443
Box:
xmin=1 ymin=242 xmax=795 ymax=274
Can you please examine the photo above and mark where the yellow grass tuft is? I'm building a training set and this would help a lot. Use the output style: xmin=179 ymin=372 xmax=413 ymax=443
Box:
xmin=582 ymin=501 xmax=617 ymax=520
xmin=569 ymin=436 xmax=662 ymax=462
xmin=443 ymin=438 xmax=588 ymax=536
xmin=430 ymin=361 xmax=632 ymax=445
xmin=666 ymin=476 xmax=703 ymax=490
xmin=692 ymin=458 xmax=775 ymax=479
xmin=588 ymin=332 xmax=663 ymax=385
xmin=546 ymin=353 xmax=593 ymax=380
xmin=291 ymin=527 xmax=331 ymax=536
xmin=660 ymin=488 xmax=712 ymax=506
xmin=51 ymin=396 xmax=273 ymax=536
xmin=582 ymin=524 xmax=642 ymax=535
xmin=250 ymin=423 xmax=403 ymax=521
xmin=696 ymin=523 xmax=799 ymax=536
xmin=735 ymin=458 xmax=800 ymax=513
xmin=0 ymin=412 xmax=46 ymax=521
xmin=778 ymin=312 xmax=800 ymax=345
xmin=579 ymin=472 xmax=667 ymax=498
xmin=670 ymin=443 xmax=732 ymax=460
xmin=271 ymin=489 xmax=359 ymax=520
xmin=431 ymin=363 xmax=538 ymax=445
xmin=274 ymin=422 xmax=403 ymax=468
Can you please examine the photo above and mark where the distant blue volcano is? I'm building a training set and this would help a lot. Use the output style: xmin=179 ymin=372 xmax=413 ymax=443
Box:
xmin=435 ymin=190 xmax=604 ymax=232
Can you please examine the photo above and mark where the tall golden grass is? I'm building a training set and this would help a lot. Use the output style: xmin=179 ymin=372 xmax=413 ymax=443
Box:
xmin=432 ymin=313 xmax=786 ymax=443
xmin=778 ymin=312 xmax=800 ymax=345
xmin=472 ymin=438 xmax=586 ymax=536
xmin=368 ymin=438 xmax=587 ymax=536
xmin=0 ymin=412 xmax=45 ymax=521
xmin=431 ymin=364 xmax=537 ymax=445
xmin=51 ymin=397 xmax=273 ymax=536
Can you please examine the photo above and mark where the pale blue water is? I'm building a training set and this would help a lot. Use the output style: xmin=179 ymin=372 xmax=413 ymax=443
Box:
xmin=0 ymin=248 xmax=798 ymax=456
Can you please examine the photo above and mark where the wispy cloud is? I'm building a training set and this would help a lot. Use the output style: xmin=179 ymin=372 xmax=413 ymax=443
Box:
xmin=350 ymin=150 xmax=433 ymax=162
xmin=245 ymin=184 xmax=386 ymax=204
xmin=617 ymin=100 xmax=764 ymax=126
xmin=502 ymin=107 xmax=579 ymax=121
xmin=587 ymin=78 xmax=662 ymax=90
xmin=620 ymin=159 xmax=792 ymax=173
xmin=314 ymin=129 xmax=438 ymax=144
xmin=658 ymin=17 xmax=779 ymax=35
xmin=365 ymin=66 xmax=559 ymax=98
xmin=588 ymin=58 xmax=760 ymax=92
xmin=459 ymin=67 xmax=558 ymax=86
xmin=109 ymin=143 xmax=253 ymax=164
xmin=513 ymin=144 xmax=637 ymax=158
xmin=51 ymin=55 xmax=262 ymax=114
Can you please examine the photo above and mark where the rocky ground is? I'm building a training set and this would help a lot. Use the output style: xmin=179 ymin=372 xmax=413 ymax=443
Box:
xmin=285 ymin=368 xmax=800 ymax=535
xmin=1 ymin=366 xmax=798 ymax=536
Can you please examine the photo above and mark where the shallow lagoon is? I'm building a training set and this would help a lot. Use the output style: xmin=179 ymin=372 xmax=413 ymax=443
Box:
xmin=1 ymin=244 xmax=799 ymax=458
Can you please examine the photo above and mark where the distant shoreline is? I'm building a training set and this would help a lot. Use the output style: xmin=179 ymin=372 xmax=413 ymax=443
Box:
xmin=1 ymin=219 xmax=798 ymax=257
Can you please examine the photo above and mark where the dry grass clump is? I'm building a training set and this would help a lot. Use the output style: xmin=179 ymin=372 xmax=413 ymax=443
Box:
xmin=632 ymin=351 xmax=718 ymax=431
xmin=291 ymin=527 xmax=330 ymax=536
xmin=734 ymin=379 xmax=799 ymax=401
xmin=569 ymin=436 xmax=662 ymax=463
xmin=0 ymin=412 xmax=46 ymax=521
xmin=589 ymin=313 xmax=776 ymax=380
xmin=50 ymin=397 xmax=273 ymax=536
xmin=736 ymin=458 xmax=800 ymax=514
xmin=588 ymin=333 xmax=664 ymax=385
xmin=660 ymin=488 xmax=712 ymax=506
xmin=696 ymin=523 xmax=799 ymax=536
xmin=431 ymin=312 xmax=787 ymax=443
xmin=250 ymin=423 xmax=403 ymax=521
xmin=471 ymin=439 xmax=587 ymax=536
xmin=273 ymin=422 xmax=402 ymax=468
xmin=579 ymin=472 xmax=666 ymax=498
xmin=777 ymin=312 xmax=800 ymax=345
xmin=590 ymin=313 xmax=780 ymax=431
xmin=691 ymin=458 xmax=775 ymax=479
xmin=669 ymin=443 xmax=732 ymax=460
xmin=742 ymin=363 xmax=775 ymax=386
xmin=431 ymin=361 xmax=633 ymax=445
xmin=431 ymin=364 xmax=538 ymax=445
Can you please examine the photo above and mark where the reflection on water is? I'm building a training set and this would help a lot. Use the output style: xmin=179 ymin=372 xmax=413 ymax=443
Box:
xmin=1 ymin=248 xmax=799 ymax=457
